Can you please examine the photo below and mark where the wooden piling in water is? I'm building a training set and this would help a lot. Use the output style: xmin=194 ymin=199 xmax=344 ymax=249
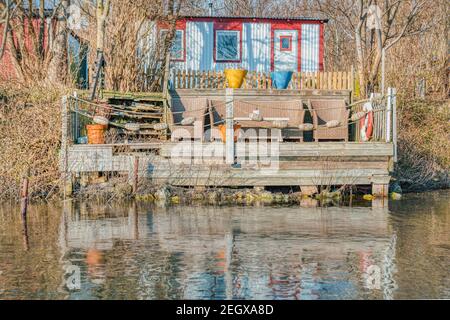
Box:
xmin=133 ymin=156 xmax=139 ymax=194
xmin=20 ymin=170 xmax=30 ymax=250
xmin=20 ymin=172 xmax=29 ymax=220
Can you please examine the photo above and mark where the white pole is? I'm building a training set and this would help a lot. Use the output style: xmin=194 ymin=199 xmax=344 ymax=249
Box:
xmin=392 ymin=88 xmax=398 ymax=162
xmin=225 ymin=88 xmax=235 ymax=165
xmin=61 ymin=96 xmax=68 ymax=175
xmin=73 ymin=91 xmax=79 ymax=141
xmin=386 ymin=87 xmax=392 ymax=143
xmin=381 ymin=48 xmax=386 ymax=95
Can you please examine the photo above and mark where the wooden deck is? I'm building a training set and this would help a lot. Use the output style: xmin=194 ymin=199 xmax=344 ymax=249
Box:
xmin=61 ymin=87 xmax=397 ymax=197
xmin=64 ymin=142 xmax=393 ymax=195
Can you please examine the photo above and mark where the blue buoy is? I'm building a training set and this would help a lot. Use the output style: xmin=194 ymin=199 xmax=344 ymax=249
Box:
xmin=271 ymin=71 xmax=294 ymax=89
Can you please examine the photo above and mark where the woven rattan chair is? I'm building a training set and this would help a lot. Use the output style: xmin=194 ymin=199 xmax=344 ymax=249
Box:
xmin=310 ymin=99 xmax=350 ymax=142
xmin=169 ymin=97 xmax=208 ymax=141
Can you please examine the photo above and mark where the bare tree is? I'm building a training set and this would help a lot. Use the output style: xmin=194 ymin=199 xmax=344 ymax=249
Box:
xmin=48 ymin=0 xmax=70 ymax=83
xmin=314 ymin=0 xmax=435 ymax=97
xmin=0 ymin=0 xmax=70 ymax=83
xmin=0 ymin=0 xmax=11 ymax=60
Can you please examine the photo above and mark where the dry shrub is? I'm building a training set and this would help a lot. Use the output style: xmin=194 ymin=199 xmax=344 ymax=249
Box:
xmin=0 ymin=81 xmax=68 ymax=200
xmin=395 ymin=99 xmax=450 ymax=191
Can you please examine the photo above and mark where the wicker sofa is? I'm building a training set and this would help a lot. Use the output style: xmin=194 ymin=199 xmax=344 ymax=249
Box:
xmin=208 ymin=99 xmax=305 ymax=142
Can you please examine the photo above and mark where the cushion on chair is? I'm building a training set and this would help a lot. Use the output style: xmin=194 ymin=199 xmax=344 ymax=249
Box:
xmin=326 ymin=120 xmax=341 ymax=128
xmin=299 ymin=123 xmax=314 ymax=131
xmin=181 ymin=117 xmax=196 ymax=126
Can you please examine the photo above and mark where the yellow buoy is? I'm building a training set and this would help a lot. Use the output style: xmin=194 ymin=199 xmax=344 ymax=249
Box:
xmin=391 ymin=192 xmax=402 ymax=200
xmin=363 ymin=194 xmax=375 ymax=201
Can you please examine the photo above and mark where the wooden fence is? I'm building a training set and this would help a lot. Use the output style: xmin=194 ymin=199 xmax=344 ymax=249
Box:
xmin=170 ymin=69 xmax=355 ymax=91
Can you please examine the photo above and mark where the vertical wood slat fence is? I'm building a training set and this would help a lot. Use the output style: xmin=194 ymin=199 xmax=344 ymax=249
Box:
xmin=170 ymin=69 xmax=355 ymax=91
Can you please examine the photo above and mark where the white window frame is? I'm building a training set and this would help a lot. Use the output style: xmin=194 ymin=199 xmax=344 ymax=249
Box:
xmin=215 ymin=30 xmax=241 ymax=62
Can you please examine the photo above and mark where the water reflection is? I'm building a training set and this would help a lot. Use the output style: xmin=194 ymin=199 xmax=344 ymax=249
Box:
xmin=0 ymin=191 xmax=448 ymax=300
xmin=58 ymin=202 xmax=394 ymax=300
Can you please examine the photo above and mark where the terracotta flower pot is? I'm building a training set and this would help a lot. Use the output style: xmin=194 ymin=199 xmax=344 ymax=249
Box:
xmin=218 ymin=124 xmax=241 ymax=143
xmin=86 ymin=124 xmax=106 ymax=144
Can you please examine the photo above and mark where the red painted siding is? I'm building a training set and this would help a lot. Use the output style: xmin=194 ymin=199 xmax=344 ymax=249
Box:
xmin=270 ymin=22 xmax=303 ymax=72
xmin=0 ymin=18 xmax=52 ymax=80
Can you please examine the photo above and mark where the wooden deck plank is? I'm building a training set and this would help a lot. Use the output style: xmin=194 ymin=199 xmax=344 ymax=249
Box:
xmin=66 ymin=142 xmax=393 ymax=187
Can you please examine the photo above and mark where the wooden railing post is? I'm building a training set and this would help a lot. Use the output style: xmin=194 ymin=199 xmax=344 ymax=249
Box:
xmin=392 ymin=88 xmax=398 ymax=162
xmin=386 ymin=87 xmax=393 ymax=143
xmin=61 ymin=95 xmax=73 ymax=197
xmin=133 ymin=155 xmax=139 ymax=194
xmin=61 ymin=96 xmax=68 ymax=176
xmin=225 ymin=88 xmax=235 ymax=165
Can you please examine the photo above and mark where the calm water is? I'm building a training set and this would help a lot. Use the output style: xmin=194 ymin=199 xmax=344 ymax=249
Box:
xmin=0 ymin=191 xmax=448 ymax=300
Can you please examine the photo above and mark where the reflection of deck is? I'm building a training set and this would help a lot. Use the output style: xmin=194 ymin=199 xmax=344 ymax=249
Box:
xmin=65 ymin=142 xmax=393 ymax=193
xmin=60 ymin=204 xmax=390 ymax=253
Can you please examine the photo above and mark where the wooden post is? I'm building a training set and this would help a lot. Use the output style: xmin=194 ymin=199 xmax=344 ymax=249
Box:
xmin=20 ymin=171 xmax=29 ymax=220
xmin=225 ymin=88 xmax=234 ymax=165
xmin=381 ymin=48 xmax=386 ymax=95
xmin=20 ymin=169 xmax=30 ymax=250
xmin=372 ymin=175 xmax=391 ymax=197
xmin=162 ymin=52 xmax=171 ymax=98
xmin=133 ymin=156 xmax=139 ymax=194
xmin=386 ymin=87 xmax=392 ymax=143
xmin=61 ymin=95 xmax=72 ymax=197
xmin=300 ymin=186 xmax=319 ymax=196
xmin=73 ymin=91 xmax=79 ymax=141
xmin=392 ymin=88 xmax=398 ymax=163
xmin=61 ymin=96 xmax=68 ymax=174
xmin=372 ymin=184 xmax=389 ymax=198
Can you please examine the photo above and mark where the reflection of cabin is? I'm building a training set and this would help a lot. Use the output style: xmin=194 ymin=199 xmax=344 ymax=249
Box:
xmin=155 ymin=16 xmax=327 ymax=73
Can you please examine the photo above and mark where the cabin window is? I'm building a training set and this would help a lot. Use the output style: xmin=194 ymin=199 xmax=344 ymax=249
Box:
xmin=216 ymin=30 xmax=240 ymax=62
xmin=280 ymin=36 xmax=292 ymax=51
xmin=160 ymin=29 xmax=184 ymax=61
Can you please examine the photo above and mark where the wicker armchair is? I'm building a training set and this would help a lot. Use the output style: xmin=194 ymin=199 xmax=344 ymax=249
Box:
xmin=310 ymin=99 xmax=350 ymax=142
xmin=208 ymin=100 xmax=305 ymax=141
xmin=169 ymin=97 xmax=208 ymax=141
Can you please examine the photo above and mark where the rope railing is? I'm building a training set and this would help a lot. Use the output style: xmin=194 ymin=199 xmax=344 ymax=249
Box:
xmin=70 ymin=95 xmax=386 ymax=116
xmin=68 ymin=93 xmax=390 ymax=141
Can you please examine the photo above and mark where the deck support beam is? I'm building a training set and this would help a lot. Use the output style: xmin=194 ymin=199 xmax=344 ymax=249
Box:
xmin=372 ymin=184 xmax=389 ymax=197
xmin=300 ymin=186 xmax=319 ymax=196
xmin=372 ymin=175 xmax=391 ymax=197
